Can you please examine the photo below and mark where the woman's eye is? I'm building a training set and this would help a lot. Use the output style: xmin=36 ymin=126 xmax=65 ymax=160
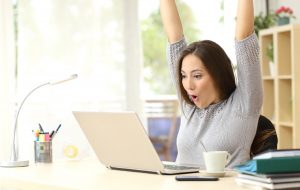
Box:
xmin=181 ymin=74 xmax=186 ymax=79
xmin=194 ymin=75 xmax=202 ymax=79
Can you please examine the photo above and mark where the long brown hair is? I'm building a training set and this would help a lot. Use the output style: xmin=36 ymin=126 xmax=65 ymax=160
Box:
xmin=177 ymin=40 xmax=236 ymax=106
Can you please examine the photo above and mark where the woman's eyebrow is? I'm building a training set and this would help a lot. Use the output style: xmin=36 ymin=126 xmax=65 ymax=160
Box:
xmin=181 ymin=69 xmax=203 ymax=73
xmin=192 ymin=69 xmax=202 ymax=72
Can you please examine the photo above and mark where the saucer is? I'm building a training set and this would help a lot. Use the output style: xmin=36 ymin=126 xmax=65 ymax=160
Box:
xmin=202 ymin=171 xmax=226 ymax=177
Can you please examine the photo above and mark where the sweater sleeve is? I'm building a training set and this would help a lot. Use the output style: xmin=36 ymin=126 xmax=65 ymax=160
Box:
xmin=166 ymin=38 xmax=187 ymax=105
xmin=234 ymin=32 xmax=263 ymax=115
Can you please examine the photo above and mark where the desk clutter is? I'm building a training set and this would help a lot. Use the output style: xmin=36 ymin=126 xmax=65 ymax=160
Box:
xmin=234 ymin=149 xmax=300 ymax=189
xmin=32 ymin=123 xmax=62 ymax=163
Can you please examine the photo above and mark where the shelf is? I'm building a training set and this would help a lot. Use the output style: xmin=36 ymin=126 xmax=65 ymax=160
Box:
xmin=278 ymin=75 xmax=292 ymax=79
xmin=277 ymin=31 xmax=291 ymax=76
xmin=278 ymin=122 xmax=293 ymax=127
xmin=260 ymin=24 xmax=300 ymax=149
xmin=259 ymin=24 xmax=299 ymax=35
xmin=262 ymin=80 xmax=275 ymax=120
xmin=278 ymin=79 xmax=292 ymax=123
xmin=260 ymin=34 xmax=273 ymax=76
xmin=278 ymin=125 xmax=293 ymax=149
xmin=262 ymin=76 xmax=275 ymax=80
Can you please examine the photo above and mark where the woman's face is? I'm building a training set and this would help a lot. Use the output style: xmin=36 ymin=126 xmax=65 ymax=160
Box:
xmin=181 ymin=54 xmax=220 ymax=109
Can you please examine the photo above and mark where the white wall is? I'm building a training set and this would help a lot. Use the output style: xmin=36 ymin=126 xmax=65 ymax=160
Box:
xmin=255 ymin=0 xmax=300 ymax=24
xmin=276 ymin=0 xmax=300 ymax=24
xmin=254 ymin=0 xmax=266 ymax=15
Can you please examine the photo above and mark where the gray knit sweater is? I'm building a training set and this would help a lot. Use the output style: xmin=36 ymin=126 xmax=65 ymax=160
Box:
xmin=167 ymin=32 xmax=263 ymax=169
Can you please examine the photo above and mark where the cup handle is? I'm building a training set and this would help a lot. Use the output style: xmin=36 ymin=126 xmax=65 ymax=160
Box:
xmin=225 ymin=152 xmax=231 ymax=164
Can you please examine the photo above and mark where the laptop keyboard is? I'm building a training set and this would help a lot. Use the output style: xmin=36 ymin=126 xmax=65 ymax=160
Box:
xmin=163 ymin=164 xmax=198 ymax=170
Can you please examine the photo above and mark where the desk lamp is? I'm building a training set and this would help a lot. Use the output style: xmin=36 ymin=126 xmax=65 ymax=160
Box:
xmin=0 ymin=74 xmax=78 ymax=167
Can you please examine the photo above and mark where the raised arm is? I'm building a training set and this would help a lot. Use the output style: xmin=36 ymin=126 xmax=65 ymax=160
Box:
xmin=235 ymin=0 xmax=254 ymax=40
xmin=160 ymin=0 xmax=183 ymax=43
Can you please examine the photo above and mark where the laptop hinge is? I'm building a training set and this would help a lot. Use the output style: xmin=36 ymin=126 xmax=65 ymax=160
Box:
xmin=109 ymin=166 xmax=158 ymax=174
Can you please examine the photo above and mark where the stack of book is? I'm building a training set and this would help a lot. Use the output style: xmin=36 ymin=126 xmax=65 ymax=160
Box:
xmin=234 ymin=149 xmax=300 ymax=189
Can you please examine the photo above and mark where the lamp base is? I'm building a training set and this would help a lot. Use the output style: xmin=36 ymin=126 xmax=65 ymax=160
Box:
xmin=0 ymin=160 xmax=29 ymax=167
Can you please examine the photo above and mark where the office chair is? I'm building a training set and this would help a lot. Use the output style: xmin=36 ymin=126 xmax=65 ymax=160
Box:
xmin=250 ymin=115 xmax=278 ymax=157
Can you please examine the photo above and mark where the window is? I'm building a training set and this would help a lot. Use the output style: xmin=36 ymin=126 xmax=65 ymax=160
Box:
xmin=139 ymin=0 xmax=237 ymax=96
xmin=1 ymin=0 xmax=143 ymax=160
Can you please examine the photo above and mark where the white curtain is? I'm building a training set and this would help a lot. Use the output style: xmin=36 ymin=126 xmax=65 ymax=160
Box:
xmin=1 ymin=0 xmax=143 ymax=161
xmin=0 ymin=0 xmax=16 ymax=160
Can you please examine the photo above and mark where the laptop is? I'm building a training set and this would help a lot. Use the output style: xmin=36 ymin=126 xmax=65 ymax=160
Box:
xmin=72 ymin=111 xmax=199 ymax=175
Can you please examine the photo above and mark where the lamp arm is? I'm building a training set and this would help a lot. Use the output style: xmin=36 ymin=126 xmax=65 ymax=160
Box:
xmin=12 ymin=82 xmax=50 ymax=161
xmin=0 ymin=74 xmax=77 ymax=167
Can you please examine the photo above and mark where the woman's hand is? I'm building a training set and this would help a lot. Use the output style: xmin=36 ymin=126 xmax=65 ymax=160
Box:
xmin=160 ymin=0 xmax=184 ymax=43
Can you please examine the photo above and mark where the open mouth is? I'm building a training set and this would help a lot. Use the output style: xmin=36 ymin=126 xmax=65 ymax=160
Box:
xmin=191 ymin=95 xmax=198 ymax=101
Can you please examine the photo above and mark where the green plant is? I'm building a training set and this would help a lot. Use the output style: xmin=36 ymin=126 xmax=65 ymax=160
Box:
xmin=266 ymin=42 xmax=274 ymax=62
xmin=254 ymin=12 xmax=276 ymax=36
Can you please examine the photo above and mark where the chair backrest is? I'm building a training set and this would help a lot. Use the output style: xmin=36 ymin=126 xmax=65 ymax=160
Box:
xmin=145 ymin=95 xmax=179 ymax=161
xmin=250 ymin=115 xmax=278 ymax=157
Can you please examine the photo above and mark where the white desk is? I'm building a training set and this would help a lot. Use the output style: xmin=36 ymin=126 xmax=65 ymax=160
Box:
xmin=0 ymin=157 xmax=248 ymax=190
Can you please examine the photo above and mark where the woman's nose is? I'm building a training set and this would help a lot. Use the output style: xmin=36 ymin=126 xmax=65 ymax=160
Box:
xmin=186 ymin=78 xmax=195 ymax=90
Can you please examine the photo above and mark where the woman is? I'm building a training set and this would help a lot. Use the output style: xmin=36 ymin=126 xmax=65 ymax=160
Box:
xmin=160 ymin=0 xmax=263 ymax=168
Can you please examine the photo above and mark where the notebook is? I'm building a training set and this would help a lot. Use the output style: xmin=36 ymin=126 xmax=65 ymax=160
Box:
xmin=253 ymin=149 xmax=300 ymax=160
xmin=72 ymin=111 xmax=199 ymax=175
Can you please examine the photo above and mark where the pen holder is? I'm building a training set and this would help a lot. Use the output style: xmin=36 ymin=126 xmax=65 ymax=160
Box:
xmin=34 ymin=141 xmax=52 ymax=163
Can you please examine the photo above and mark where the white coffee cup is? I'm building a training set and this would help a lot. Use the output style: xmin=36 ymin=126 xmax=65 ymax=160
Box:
xmin=203 ymin=151 xmax=231 ymax=173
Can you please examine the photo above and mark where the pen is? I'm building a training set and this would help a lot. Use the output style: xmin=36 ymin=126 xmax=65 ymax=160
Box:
xmin=51 ymin=124 xmax=62 ymax=140
xmin=49 ymin=130 xmax=55 ymax=138
xmin=55 ymin=124 xmax=61 ymax=133
xmin=39 ymin=123 xmax=44 ymax=133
